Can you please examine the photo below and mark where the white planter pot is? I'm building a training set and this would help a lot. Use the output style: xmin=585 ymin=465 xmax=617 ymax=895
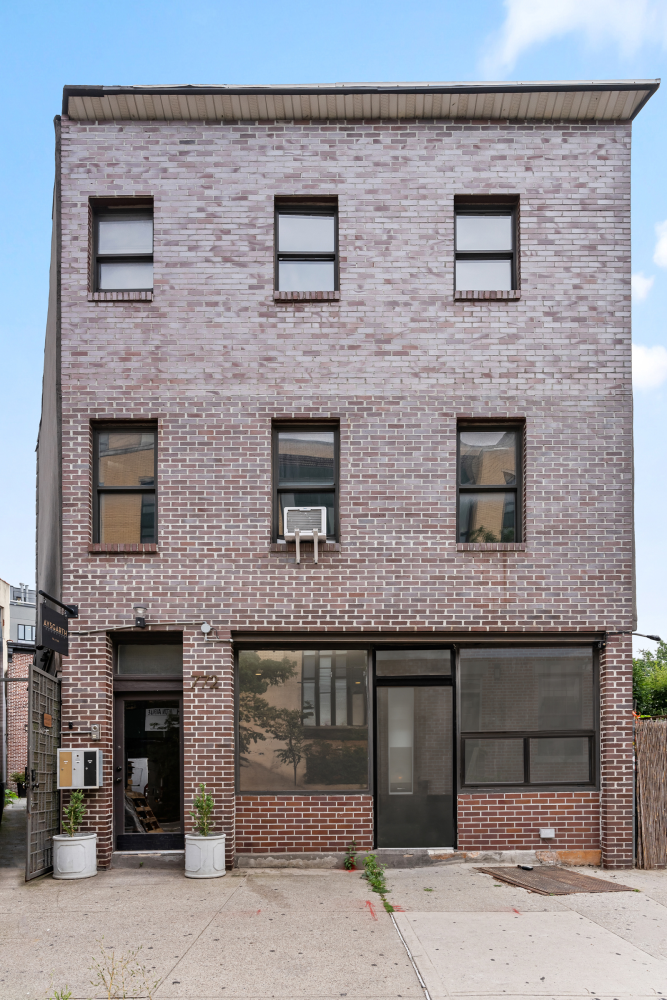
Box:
xmin=185 ymin=833 xmax=226 ymax=878
xmin=53 ymin=833 xmax=98 ymax=880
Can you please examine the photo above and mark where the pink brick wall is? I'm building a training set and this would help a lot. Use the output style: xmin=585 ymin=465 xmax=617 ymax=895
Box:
xmin=50 ymin=113 xmax=634 ymax=866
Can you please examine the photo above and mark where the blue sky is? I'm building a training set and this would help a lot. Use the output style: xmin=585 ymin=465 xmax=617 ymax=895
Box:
xmin=1 ymin=0 xmax=665 ymax=651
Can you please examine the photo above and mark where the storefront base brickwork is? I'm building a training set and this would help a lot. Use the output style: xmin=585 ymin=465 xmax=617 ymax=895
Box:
xmin=235 ymin=794 xmax=374 ymax=854
xmin=457 ymin=791 xmax=601 ymax=854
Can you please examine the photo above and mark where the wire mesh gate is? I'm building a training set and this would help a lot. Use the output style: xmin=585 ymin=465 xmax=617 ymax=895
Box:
xmin=26 ymin=663 xmax=61 ymax=881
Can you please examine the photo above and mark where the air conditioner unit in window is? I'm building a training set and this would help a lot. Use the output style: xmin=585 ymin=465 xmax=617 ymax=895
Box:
xmin=283 ymin=506 xmax=327 ymax=564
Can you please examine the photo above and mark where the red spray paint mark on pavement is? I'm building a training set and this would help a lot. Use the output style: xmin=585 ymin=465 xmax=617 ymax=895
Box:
xmin=365 ymin=900 xmax=378 ymax=920
xmin=512 ymin=908 xmax=521 ymax=914
xmin=392 ymin=905 xmax=405 ymax=912
xmin=257 ymin=909 xmax=261 ymax=915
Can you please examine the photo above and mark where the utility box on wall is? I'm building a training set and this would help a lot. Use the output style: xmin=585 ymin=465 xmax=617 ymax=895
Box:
xmin=57 ymin=749 xmax=104 ymax=789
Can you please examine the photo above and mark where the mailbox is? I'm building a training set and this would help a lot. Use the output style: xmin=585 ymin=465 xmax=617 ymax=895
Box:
xmin=57 ymin=749 xmax=104 ymax=789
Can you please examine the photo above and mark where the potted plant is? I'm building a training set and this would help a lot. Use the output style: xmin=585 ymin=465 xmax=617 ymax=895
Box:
xmin=11 ymin=772 xmax=26 ymax=798
xmin=53 ymin=790 xmax=98 ymax=880
xmin=185 ymin=783 xmax=226 ymax=878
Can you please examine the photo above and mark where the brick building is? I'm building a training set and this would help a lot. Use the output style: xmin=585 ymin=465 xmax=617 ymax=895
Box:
xmin=6 ymin=586 xmax=36 ymax=790
xmin=36 ymin=80 xmax=659 ymax=870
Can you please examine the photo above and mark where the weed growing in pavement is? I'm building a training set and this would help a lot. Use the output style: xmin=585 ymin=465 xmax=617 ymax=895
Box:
xmin=89 ymin=937 xmax=161 ymax=999
xmin=361 ymin=854 xmax=394 ymax=912
xmin=47 ymin=988 xmax=73 ymax=1000
xmin=344 ymin=839 xmax=358 ymax=870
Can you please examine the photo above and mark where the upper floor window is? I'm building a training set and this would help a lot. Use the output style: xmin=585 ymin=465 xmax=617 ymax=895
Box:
xmin=455 ymin=202 xmax=517 ymax=291
xmin=457 ymin=425 xmax=522 ymax=543
xmin=273 ymin=424 xmax=339 ymax=541
xmin=275 ymin=202 xmax=338 ymax=292
xmin=92 ymin=201 xmax=153 ymax=291
xmin=93 ymin=426 xmax=156 ymax=543
xmin=17 ymin=624 xmax=36 ymax=642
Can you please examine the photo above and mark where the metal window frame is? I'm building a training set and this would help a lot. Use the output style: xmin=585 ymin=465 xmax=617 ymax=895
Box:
xmin=234 ymin=646 xmax=371 ymax=795
xmin=456 ymin=421 xmax=524 ymax=543
xmin=92 ymin=422 xmax=158 ymax=544
xmin=274 ymin=201 xmax=339 ymax=292
xmin=456 ymin=644 xmax=600 ymax=792
xmin=272 ymin=421 xmax=340 ymax=542
xmin=454 ymin=201 xmax=518 ymax=291
xmin=92 ymin=200 xmax=154 ymax=293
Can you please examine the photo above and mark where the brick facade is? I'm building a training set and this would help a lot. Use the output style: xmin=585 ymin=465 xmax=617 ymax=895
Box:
xmin=236 ymin=795 xmax=374 ymax=854
xmin=40 ymin=91 xmax=639 ymax=869
xmin=6 ymin=651 xmax=30 ymax=785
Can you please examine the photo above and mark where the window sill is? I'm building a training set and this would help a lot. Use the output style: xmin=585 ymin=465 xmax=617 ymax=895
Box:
xmin=457 ymin=542 xmax=526 ymax=552
xmin=88 ymin=291 xmax=154 ymax=302
xmin=273 ymin=291 xmax=340 ymax=302
xmin=269 ymin=542 xmax=341 ymax=553
xmin=88 ymin=543 xmax=159 ymax=554
xmin=455 ymin=290 xmax=521 ymax=301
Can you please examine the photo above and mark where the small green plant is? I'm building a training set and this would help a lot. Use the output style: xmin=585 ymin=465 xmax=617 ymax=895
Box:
xmin=344 ymin=839 xmax=358 ymax=870
xmin=189 ymin=782 xmax=214 ymax=835
xmin=10 ymin=771 xmax=25 ymax=785
xmin=361 ymin=854 xmax=394 ymax=912
xmin=423 ymin=887 xmax=433 ymax=892
xmin=63 ymin=789 xmax=86 ymax=836
xmin=47 ymin=987 xmax=73 ymax=1000
xmin=4 ymin=788 xmax=18 ymax=806
xmin=89 ymin=937 xmax=160 ymax=999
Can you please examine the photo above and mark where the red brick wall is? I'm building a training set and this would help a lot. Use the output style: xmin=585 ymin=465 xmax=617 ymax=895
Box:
xmin=458 ymin=790 xmax=600 ymax=851
xmin=236 ymin=794 xmax=373 ymax=853
xmin=46 ymin=112 xmax=636 ymax=867
xmin=7 ymin=651 xmax=30 ymax=784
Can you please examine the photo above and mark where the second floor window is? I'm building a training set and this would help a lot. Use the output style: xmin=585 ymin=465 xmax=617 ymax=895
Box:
xmin=93 ymin=426 xmax=156 ymax=543
xmin=275 ymin=202 xmax=338 ymax=292
xmin=17 ymin=624 xmax=36 ymax=642
xmin=273 ymin=424 xmax=339 ymax=540
xmin=455 ymin=204 xmax=517 ymax=291
xmin=458 ymin=425 xmax=522 ymax=543
xmin=93 ymin=202 xmax=154 ymax=291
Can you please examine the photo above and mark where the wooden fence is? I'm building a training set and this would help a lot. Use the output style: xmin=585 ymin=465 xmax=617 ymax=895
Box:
xmin=636 ymin=718 xmax=667 ymax=869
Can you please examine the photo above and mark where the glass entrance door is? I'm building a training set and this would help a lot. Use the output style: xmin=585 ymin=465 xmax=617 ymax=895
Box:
xmin=114 ymin=696 xmax=184 ymax=850
xmin=375 ymin=650 xmax=454 ymax=848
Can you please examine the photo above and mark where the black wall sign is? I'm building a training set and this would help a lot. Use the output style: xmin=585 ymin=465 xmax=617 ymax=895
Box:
xmin=40 ymin=604 xmax=69 ymax=655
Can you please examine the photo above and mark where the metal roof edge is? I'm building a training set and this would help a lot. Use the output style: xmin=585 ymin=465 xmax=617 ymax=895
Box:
xmin=61 ymin=79 xmax=661 ymax=114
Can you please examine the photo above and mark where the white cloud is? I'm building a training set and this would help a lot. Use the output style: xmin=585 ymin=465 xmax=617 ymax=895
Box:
xmin=654 ymin=220 xmax=667 ymax=268
xmin=633 ymin=344 xmax=667 ymax=390
xmin=483 ymin=0 xmax=667 ymax=75
xmin=632 ymin=272 xmax=655 ymax=301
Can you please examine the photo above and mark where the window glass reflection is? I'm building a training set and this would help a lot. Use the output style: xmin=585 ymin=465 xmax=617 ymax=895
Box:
xmin=99 ymin=431 xmax=155 ymax=487
xmin=459 ymin=491 xmax=515 ymax=543
xmin=98 ymin=218 xmax=153 ymax=255
xmin=459 ymin=430 xmax=517 ymax=486
xmin=278 ymin=431 xmax=335 ymax=484
xmin=99 ymin=261 xmax=154 ymax=290
xmin=464 ymin=738 xmax=524 ymax=784
xmin=99 ymin=493 xmax=155 ymax=544
xmin=238 ymin=649 xmax=367 ymax=791
xmin=278 ymin=493 xmax=334 ymax=537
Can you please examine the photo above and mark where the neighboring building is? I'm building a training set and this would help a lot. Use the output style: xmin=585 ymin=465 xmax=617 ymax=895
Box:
xmin=5 ymin=585 xmax=36 ymax=789
xmin=0 ymin=577 xmax=9 ymax=807
xmin=36 ymin=80 xmax=658 ymax=870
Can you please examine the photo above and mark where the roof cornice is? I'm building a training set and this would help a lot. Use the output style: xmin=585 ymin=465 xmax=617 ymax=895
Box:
xmin=62 ymin=79 xmax=660 ymax=123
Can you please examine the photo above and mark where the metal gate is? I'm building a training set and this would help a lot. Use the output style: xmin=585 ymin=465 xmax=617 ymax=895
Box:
xmin=26 ymin=663 xmax=61 ymax=881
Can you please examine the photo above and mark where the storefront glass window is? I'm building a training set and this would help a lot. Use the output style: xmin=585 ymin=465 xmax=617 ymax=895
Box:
xmin=238 ymin=649 xmax=368 ymax=791
xmin=460 ymin=647 xmax=595 ymax=786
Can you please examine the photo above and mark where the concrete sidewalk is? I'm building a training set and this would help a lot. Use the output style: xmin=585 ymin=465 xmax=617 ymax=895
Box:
xmin=1 ymin=851 xmax=667 ymax=999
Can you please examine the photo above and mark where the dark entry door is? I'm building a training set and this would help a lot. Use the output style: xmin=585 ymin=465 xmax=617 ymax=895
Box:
xmin=375 ymin=650 xmax=454 ymax=848
xmin=113 ymin=694 xmax=184 ymax=850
